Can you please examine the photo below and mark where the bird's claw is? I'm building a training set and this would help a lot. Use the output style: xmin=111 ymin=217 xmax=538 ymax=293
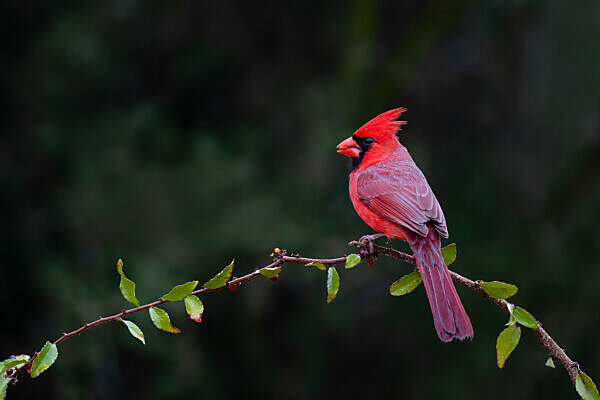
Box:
xmin=358 ymin=233 xmax=384 ymax=256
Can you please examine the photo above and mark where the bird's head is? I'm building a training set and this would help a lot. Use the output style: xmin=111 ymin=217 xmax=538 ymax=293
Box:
xmin=336 ymin=108 xmax=407 ymax=169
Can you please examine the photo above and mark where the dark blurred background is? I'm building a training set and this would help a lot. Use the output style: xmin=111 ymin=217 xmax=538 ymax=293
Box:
xmin=1 ymin=0 xmax=599 ymax=399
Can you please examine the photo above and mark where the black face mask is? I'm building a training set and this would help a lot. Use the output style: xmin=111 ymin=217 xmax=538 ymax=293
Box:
xmin=347 ymin=136 xmax=374 ymax=173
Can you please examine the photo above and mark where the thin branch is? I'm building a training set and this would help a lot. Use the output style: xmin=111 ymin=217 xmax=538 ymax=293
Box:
xmin=52 ymin=255 xmax=350 ymax=346
xmin=53 ymin=258 xmax=285 ymax=346
xmin=349 ymin=241 xmax=580 ymax=384
xmin=24 ymin=242 xmax=580 ymax=387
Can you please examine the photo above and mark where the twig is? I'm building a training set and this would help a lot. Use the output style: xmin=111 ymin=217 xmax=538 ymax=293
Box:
xmin=23 ymin=241 xmax=580 ymax=387
xmin=350 ymin=241 xmax=580 ymax=384
xmin=54 ymin=258 xmax=286 ymax=346
xmin=51 ymin=255 xmax=353 ymax=346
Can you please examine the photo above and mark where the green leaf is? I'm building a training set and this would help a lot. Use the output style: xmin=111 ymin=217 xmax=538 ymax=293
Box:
xmin=306 ymin=261 xmax=327 ymax=271
xmin=545 ymin=357 xmax=556 ymax=368
xmin=120 ymin=319 xmax=145 ymax=344
xmin=0 ymin=374 xmax=9 ymax=400
xmin=117 ymin=258 xmax=140 ymax=306
xmin=1 ymin=355 xmax=30 ymax=398
xmin=259 ymin=266 xmax=282 ymax=278
xmin=30 ymin=341 xmax=58 ymax=378
xmin=345 ymin=254 xmax=361 ymax=269
xmin=0 ymin=356 xmax=30 ymax=399
xmin=440 ymin=243 xmax=457 ymax=266
xmin=204 ymin=260 xmax=234 ymax=289
xmin=576 ymin=369 xmax=600 ymax=400
xmin=479 ymin=281 xmax=519 ymax=299
xmin=496 ymin=325 xmax=521 ymax=368
xmin=149 ymin=307 xmax=181 ymax=334
xmin=0 ymin=355 xmax=30 ymax=376
xmin=507 ymin=315 xmax=517 ymax=326
xmin=513 ymin=306 xmax=538 ymax=329
xmin=504 ymin=302 xmax=520 ymax=327
xmin=389 ymin=271 xmax=423 ymax=296
xmin=184 ymin=295 xmax=204 ymax=323
xmin=0 ymin=355 xmax=28 ymax=399
xmin=507 ymin=303 xmax=514 ymax=313
xmin=162 ymin=281 xmax=199 ymax=301
xmin=326 ymin=267 xmax=340 ymax=303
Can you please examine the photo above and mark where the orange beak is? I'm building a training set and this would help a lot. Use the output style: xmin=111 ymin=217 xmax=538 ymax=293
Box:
xmin=336 ymin=136 xmax=360 ymax=158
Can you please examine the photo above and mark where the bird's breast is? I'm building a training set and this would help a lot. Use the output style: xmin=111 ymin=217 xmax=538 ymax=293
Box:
xmin=349 ymin=172 xmax=407 ymax=241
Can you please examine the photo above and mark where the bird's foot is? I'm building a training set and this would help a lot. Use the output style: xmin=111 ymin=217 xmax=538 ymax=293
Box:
xmin=358 ymin=233 xmax=385 ymax=256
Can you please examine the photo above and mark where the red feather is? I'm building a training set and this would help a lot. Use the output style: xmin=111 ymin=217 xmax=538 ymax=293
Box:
xmin=340 ymin=108 xmax=473 ymax=342
xmin=354 ymin=108 xmax=407 ymax=140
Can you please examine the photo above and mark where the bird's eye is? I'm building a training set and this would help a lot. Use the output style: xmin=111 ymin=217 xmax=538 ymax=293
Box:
xmin=363 ymin=137 xmax=374 ymax=145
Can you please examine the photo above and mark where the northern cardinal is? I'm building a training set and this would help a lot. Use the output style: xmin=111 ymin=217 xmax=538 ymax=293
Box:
xmin=336 ymin=108 xmax=473 ymax=342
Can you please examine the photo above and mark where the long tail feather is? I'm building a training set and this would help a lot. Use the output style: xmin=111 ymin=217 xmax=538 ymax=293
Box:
xmin=405 ymin=227 xmax=473 ymax=342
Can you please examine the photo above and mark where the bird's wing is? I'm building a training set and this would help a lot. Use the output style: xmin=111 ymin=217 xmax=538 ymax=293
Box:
xmin=356 ymin=159 xmax=448 ymax=238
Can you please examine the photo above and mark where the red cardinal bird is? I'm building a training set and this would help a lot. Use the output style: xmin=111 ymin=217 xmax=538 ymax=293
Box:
xmin=336 ymin=108 xmax=473 ymax=342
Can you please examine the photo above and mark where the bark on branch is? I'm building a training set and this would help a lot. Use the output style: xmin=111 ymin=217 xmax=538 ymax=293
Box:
xmin=348 ymin=240 xmax=580 ymax=384
xmin=19 ymin=240 xmax=580 ymax=388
